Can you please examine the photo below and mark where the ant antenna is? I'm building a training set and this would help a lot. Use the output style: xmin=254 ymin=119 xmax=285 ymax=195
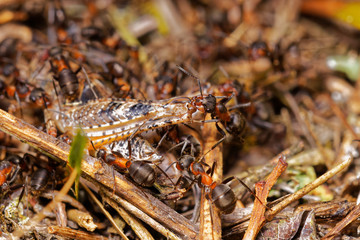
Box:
xmin=82 ymin=67 xmax=98 ymax=100
xmin=41 ymin=93 xmax=48 ymax=109
xmin=177 ymin=65 xmax=203 ymax=97
xmin=90 ymin=140 xmax=97 ymax=151
xmin=47 ymin=109 xmax=70 ymax=119
xmin=219 ymin=65 xmax=229 ymax=78
xmin=14 ymin=92 xmax=23 ymax=119
xmin=52 ymin=79 xmax=63 ymax=112
xmin=228 ymin=102 xmax=252 ymax=111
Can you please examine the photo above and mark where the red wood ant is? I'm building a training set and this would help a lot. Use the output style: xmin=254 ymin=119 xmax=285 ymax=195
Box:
xmin=164 ymin=155 xmax=237 ymax=214
xmin=177 ymin=66 xmax=247 ymax=158
xmin=0 ymin=155 xmax=22 ymax=189
xmin=50 ymin=53 xmax=81 ymax=102
xmin=96 ymin=137 xmax=164 ymax=187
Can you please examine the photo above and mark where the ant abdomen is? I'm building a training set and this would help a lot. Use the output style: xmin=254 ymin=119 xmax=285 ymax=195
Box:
xmin=128 ymin=161 xmax=156 ymax=187
xmin=211 ymin=183 xmax=236 ymax=214
xmin=225 ymin=111 xmax=246 ymax=137
xmin=57 ymin=68 xmax=80 ymax=101
xmin=30 ymin=168 xmax=50 ymax=192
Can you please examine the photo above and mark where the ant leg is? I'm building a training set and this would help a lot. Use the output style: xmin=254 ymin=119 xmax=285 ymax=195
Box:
xmin=164 ymin=162 xmax=177 ymax=173
xmin=46 ymin=119 xmax=57 ymax=138
xmin=228 ymin=102 xmax=252 ymax=111
xmin=154 ymin=127 xmax=172 ymax=151
xmin=190 ymin=184 xmax=201 ymax=223
xmin=133 ymin=87 xmax=147 ymax=101
xmin=7 ymin=166 xmax=21 ymax=184
xmin=167 ymin=141 xmax=185 ymax=154
xmin=82 ymin=67 xmax=98 ymax=99
xmin=49 ymin=60 xmax=56 ymax=73
xmin=14 ymin=92 xmax=23 ymax=119
xmin=180 ymin=140 xmax=189 ymax=157
xmin=127 ymin=119 xmax=150 ymax=160
xmin=52 ymin=78 xmax=63 ymax=111
xmin=17 ymin=184 xmax=26 ymax=208
xmin=224 ymin=176 xmax=270 ymax=210
xmin=74 ymin=66 xmax=82 ymax=74
xmin=177 ymin=65 xmax=203 ymax=97
xmin=112 ymin=167 xmax=116 ymax=195
xmin=199 ymin=122 xmax=226 ymax=161
xmin=192 ymin=119 xmax=219 ymax=124
xmin=219 ymin=92 xmax=235 ymax=105
xmin=144 ymin=159 xmax=176 ymax=186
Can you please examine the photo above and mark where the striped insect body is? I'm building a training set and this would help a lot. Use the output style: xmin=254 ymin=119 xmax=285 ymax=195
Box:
xmin=47 ymin=97 xmax=199 ymax=148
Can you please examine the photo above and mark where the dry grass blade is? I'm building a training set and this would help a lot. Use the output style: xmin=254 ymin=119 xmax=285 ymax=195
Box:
xmin=48 ymin=226 xmax=109 ymax=240
xmin=326 ymin=94 xmax=358 ymax=139
xmin=243 ymin=156 xmax=288 ymax=240
xmin=80 ymin=182 xmax=129 ymax=240
xmin=321 ymin=203 xmax=360 ymax=240
xmin=100 ymin=188 xmax=155 ymax=240
xmin=100 ymin=188 xmax=182 ymax=240
xmin=281 ymin=88 xmax=316 ymax=147
xmin=200 ymin=114 xmax=223 ymax=240
xmin=0 ymin=109 xmax=198 ymax=239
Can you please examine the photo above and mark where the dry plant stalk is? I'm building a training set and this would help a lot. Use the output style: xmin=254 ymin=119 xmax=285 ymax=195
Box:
xmin=0 ymin=109 xmax=198 ymax=239
xmin=243 ymin=156 xmax=288 ymax=240
xmin=200 ymin=114 xmax=223 ymax=240
xmin=265 ymin=154 xmax=352 ymax=220
xmin=48 ymin=226 xmax=109 ymax=240
xmin=55 ymin=202 xmax=67 ymax=227
xmin=67 ymin=209 xmax=97 ymax=232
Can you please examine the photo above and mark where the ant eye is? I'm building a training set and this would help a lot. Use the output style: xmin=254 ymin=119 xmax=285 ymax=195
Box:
xmin=176 ymin=162 xmax=184 ymax=171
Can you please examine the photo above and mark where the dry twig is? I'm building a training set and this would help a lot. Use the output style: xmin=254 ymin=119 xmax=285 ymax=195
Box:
xmin=200 ymin=114 xmax=223 ymax=240
xmin=243 ymin=156 xmax=288 ymax=240
xmin=0 ymin=109 xmax=198 ymax=239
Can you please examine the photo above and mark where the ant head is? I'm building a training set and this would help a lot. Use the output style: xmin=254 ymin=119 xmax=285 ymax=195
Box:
xmin=193 ymin=94 xmax=217 ymax=114
xmin=49 ymin=46 xmax=63 ymax=58
xmin=180 ymin=135 xmax=201 ymax=158
xmin=29 ymin=88 xmax=44 ymax=103
xmin=106 ymin=61 xmax=125 ymax=78
xmin=202 ymin=94 xmax=216 ymax=113
xmin=176 ymin=155 xmax=195 ymax=171
xmin=96 ymin=149 xmax=106 ymax=160
xmin=248 ymin=41 xmax=270 ymax=61
xmin=7 ymin=155 xmax=22 ymax=165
